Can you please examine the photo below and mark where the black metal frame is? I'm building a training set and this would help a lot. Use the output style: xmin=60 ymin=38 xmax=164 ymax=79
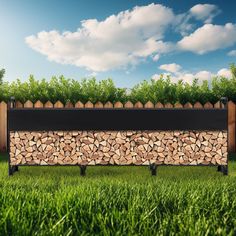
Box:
xmin=7 ymin=97 xmax=229 ymax=176
xmin=8 ymin=108 xmax=227 ymax=131
xmin=216 ymin=97 xmax=228 ymax=175
xmin=7 ymin=98 xmax=19 ymax=175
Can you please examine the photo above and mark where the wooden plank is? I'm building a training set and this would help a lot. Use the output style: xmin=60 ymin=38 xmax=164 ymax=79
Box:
xmin=104 ymin=101 xmax=113 ymax=108
xmin=164 ymin=103 xmax=173 ymax=108
xmin=193 ymin=102 xmax=203 ymax=108
xmin=65 ymin=101 xmax=74 ymax=108
xmin=94 ymin=101 xmax=103 ymax=108
xmin=114 ymin=101 xmax=123 ymax=108
xmin=44 ymin=101 xmax=53 ymax=108
xmin=144 ymin=101 xmax=154 ymax=108
xmin=204 ymin=102 xmax=213 ymax=109
xmin=75 ymin=101 xmax=84 ymax=108
xmin=155 ymin=102 xmax=164 ymax=108
xmin=214 ymin=101 xmax=221 ymax=108
xmin=184 ymin=102 xmax=193 ymax=108
xmin=228 ymin=101 xmax=235 ymax=153
xmin=54 ymin=101 xmax=64 ymax=108
xmin=124 ymin=101 xmax=133 ymax=108
xmin=15 ymin=101 xmax=23 ymax=108
xmin=134 ymin=101 xmax=143 ymax=108
xmin=84 ymin=101 xmax=94 ymax=108
xmin=34 ymin=100 xmax=44 ymax=108
xmin=24 ymin=100 xmax=33 ymax=108
xmin=174 ymin=102 xmax=183 ymax=108
xmin=0 ymin=102 xmax=7 ymax=151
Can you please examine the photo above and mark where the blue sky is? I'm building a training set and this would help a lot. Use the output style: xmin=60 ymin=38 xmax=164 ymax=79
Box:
xmin=0 ymin=0 xmax=236 ymax=87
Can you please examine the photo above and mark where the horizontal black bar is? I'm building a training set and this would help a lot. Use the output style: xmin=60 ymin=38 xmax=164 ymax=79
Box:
xmin=11 ymin=164 xmax=226 ymax=167
xmin=8 ymin=108 xmax=227 ymax=131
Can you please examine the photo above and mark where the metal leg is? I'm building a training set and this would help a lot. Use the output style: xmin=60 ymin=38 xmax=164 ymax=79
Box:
xmin=222 ymin=165 xmax=228 ymax=176
xmin=218 ymin=165 xmax=228 ymax=175
xmin=8 ymin=166 xmax=14 ymax=176
xmin=80 ymin=166 xmax=87 ymax=176
xmin=150 ymin=164 xmax=157 ymax=176
xmin=8 ymin=166 xmax=18 ymax=176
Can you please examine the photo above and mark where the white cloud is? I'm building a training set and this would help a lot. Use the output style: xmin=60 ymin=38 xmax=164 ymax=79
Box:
xmin=159 ymin=63 xmax=182 ymax=74
xmin=174 ymin=14 xmax=193 ymax=37
xmin=26 ymin=3 xmax=236 ymax=73
xmin=158 ymin=71 xmax=213 ymax=84
xmin=152 ymin=72 xmax=191 ymax=84
xmin=228 ymin=50 xmax=236 ymax=56
xmin=178 ymin=23 xmax=236 ymax=54
xmin=190 ymin=4 xmax=220 ymax=23
xmin=152 ymin=71 xmax=213 ymax=84
xmin=86 ymin=71 xmax=97 ymax=77
xmin=154 ymin=40 xmax=175 ymax=54
xmin=174 ymin=4 xmax=220 ymax=36
xmin=194 ymin=70 xmax=213 ymax=81
xmin=152 ymin=64 xmax=232 ymax=84
xmin=217 ymin=68 xmax=231 ymax=78
xmin=152 ymin=54 xmax=160 ymax=62
xmin=26 ymin=3 xmax=176 ymax=72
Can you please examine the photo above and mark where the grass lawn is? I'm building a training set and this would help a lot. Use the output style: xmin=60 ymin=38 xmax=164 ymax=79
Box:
xmin=0 ymin=153 xmax=236 ymax=235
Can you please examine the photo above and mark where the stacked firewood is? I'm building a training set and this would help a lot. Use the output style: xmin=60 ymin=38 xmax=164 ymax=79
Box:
xmin=10 ymin=130 xmax=227 ymax=166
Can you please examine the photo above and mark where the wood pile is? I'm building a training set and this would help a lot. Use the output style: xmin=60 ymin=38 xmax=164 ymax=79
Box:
xmin=10 ymin=131 xmax=227 ymax=166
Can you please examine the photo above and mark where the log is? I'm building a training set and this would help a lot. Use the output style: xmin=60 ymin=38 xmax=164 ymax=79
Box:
xmin=9 ymin=130 xmax=228 ymax=166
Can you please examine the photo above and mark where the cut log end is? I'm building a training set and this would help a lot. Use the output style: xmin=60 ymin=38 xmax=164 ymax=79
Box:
xmin=10 ymin=130 xmax=227 ymax=166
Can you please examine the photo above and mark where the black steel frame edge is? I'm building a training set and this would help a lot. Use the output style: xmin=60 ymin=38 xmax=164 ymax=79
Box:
xmin=7 ymin=102 xmax=10 ymax=175
xmin=8 ymin=108 xmax=227 ymax=131
xmin=14 ymin=163 xmax=227 ymax=167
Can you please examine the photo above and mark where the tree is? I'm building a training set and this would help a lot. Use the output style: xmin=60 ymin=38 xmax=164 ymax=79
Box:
xmin=0 ymin=69 xmax=5 ymax=85
xmin=230 ymin=63 xmax=236 ymax=79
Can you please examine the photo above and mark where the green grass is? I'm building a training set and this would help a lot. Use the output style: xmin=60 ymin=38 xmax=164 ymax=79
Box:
xmin=0 ymin=153 xmax=236 ymax=235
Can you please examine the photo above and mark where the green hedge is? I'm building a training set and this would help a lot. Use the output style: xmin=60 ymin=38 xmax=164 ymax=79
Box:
xmin=1 ymin=74 xmax=236 ymax=104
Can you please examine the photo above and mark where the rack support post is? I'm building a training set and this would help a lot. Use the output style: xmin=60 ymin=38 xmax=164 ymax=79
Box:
xmin=150 ymin=164 xmax=157 ymax=176
xmin=80 ymin=165 xmax=87 ymax=176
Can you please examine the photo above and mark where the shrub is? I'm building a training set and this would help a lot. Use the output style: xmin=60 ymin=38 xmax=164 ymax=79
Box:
xmin=0 ymin=73 xmax=236 ymax=104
